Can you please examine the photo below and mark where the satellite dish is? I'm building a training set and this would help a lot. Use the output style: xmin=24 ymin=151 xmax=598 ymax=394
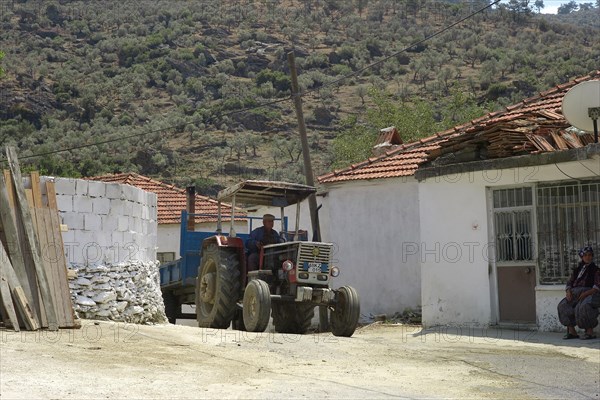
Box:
xmin=561 ymin=80 xmax=600 ymax=133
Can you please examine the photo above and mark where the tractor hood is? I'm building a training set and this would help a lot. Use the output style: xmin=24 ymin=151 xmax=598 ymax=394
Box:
xmin=217 ymin=180 xmax=316 ymax=207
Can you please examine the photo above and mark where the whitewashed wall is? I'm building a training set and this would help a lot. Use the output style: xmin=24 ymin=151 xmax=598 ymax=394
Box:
xmin=323 ymin=178 xmax=422 ymax=320
xmin=418 ymin=156 xmax=600 ymax=331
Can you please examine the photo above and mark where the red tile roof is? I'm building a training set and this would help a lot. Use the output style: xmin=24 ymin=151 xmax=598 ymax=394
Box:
xmin=319 ymin=70 xmax=600 ymax=184
xmin=89 ymin=173 xmax=245 ymax=224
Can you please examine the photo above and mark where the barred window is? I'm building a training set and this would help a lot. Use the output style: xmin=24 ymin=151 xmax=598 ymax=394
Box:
xmin=492 ymin=188 xmax=534 ymax=263
xmin=537 ymin=181 xmax=600 ymax=284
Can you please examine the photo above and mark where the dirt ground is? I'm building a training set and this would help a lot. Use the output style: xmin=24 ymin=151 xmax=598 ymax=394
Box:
xmin=1 ymin=321 xmax=599 ymax=399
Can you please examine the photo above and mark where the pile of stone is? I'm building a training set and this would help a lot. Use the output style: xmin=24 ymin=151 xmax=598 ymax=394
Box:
xmin=68 ymin=261 xmax=167 ymax=324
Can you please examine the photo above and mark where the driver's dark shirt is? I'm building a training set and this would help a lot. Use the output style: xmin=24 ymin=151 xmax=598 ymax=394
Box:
xmin=246 ymin=226 xmax=283 ymax=254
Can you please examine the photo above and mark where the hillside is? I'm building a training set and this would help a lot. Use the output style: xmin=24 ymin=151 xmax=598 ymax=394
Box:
xmin=0 ymin=0 xmax=598 ymax=194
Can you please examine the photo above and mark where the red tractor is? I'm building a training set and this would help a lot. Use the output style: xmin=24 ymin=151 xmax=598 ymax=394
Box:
xmin=195 ymin=180 xmax=360 ymax=337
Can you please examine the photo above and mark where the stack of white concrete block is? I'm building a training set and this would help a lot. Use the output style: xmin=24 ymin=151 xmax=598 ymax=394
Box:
xmin=51 ymin=177 xmax=158 ymax=265
xmin=41 ymin=177 xmax=166 ymax=323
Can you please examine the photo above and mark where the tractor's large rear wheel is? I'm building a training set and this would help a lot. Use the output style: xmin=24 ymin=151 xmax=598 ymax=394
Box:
xmin=272 ymin=302 xmax=315 ymax=334
xmin=196 ymin=245 xmax=241 ymax=329
xmin=330 ymin=286 xmax=360 ymax=337
xmin=242 ymin=280 xmax=271 ymax=332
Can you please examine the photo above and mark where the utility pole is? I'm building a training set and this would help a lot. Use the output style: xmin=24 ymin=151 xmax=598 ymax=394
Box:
xmin=288 ymin=51 xmax=328 ymax=332
xmin=287 ymin=51 xmax=321 ymax=242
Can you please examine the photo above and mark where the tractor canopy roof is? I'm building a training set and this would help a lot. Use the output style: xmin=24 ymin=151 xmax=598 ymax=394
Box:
xmin=217 ymin=180 xmax=316 ymax=207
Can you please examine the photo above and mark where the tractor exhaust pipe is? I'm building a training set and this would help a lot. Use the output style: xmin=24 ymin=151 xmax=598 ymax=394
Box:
xmin=186 ymin=186 xmax=195 ymax=232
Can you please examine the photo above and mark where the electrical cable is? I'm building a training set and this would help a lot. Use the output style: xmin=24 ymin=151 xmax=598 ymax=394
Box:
xmin=0 ymin=0 xmax=501 ymax=164
xmin=554 ymin=163 xmax=579 ymax=180
xmin=0 ymin=96 xmax=290 ymax=163
xmin=300 ymin=0 xmax=502 ymax=98
xmin=577 ymin=160 xmax=600 ymax=176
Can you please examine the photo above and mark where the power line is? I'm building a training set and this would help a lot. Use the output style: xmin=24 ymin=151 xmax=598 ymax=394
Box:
xmin=0 ymin=95 xmax=290 ymax=163
xmin=301 ymin=0 xmax=502 ymax=98
xmin=0 ymin=0 xmax=501 ymax=164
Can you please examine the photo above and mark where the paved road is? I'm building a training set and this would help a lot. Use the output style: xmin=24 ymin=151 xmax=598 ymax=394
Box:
xmin=1 ymin=321 xmax=598 ymax=399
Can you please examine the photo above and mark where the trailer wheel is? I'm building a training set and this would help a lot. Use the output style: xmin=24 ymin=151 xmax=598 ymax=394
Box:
xmin=330 ymin=286 xmax=360 ymax=337
xmin=196 ymin=245 xmax=240 ymax=329
xmin=272 ymin=302 xmax=314 ymax=334
xmin=162 ymin=291 xmax=179 ymax=324
xmin=242 ymin=280 xmax=271 ymax=332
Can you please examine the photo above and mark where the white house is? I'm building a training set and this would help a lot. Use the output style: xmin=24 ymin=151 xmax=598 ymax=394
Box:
xmin=318 ymin=70 xmax=600 ymax=331
xmin=90 ymin=173 xmax=247 ymax=262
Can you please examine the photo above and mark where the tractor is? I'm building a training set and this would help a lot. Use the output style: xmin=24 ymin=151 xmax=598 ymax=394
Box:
xmin=193 ymin=180 xmax=360 ymax=337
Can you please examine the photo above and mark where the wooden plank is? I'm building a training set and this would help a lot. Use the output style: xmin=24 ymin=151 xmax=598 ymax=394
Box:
xmin=24 ymin=188 xmax=50 ymax=328
xmin=45 ymin=181 xmax=76 ymax=327
xmin=0 ymin=238 xmax=38 ymax=330
xmin=31 ymin=173 xmax=55 ymax=327
xmin=30 ymin=172 xmax=44 ymax=208
xmin=46 ymin=181 xmax=58 ymax=210
xmin=24 ymin=190 xmax=38 ymax=240
xmin=0 ymin=275 xmax=20 ymax=332
xmin=5 ymin=171 xmax=43 ymax=327
xmin=13 ymin=286 xmax=39 ymax=330
xmin=5 ymin=146 xmax=58 ymax=330
xmin=41 ymin=207 xmax=69 ymax=327
xmin=0 ymin=173 xmax=39 ymax=327
xmin=2 ymin=170 xmax=16 ymax=210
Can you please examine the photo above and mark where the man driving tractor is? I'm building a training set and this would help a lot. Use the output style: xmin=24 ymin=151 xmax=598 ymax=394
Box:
xmin=246 ymin=213 xmax=284 ymax=270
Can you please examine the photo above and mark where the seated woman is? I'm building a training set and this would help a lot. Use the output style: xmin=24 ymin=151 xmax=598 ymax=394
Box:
xmin=557 ymin=246 xmax=599 ymax=340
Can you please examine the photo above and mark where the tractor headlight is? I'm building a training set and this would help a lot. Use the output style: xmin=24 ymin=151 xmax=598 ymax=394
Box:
xmin=331 ymin=266 xmax=340 ymax=277
xmin=282 ymin=260 xmax=294 ymax=272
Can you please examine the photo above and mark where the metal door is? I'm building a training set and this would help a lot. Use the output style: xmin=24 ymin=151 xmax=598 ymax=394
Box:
xmin=497 ymin=265 xmax=536 ymax=322
xmin=492 ymin=188 xmax=536 ymax=323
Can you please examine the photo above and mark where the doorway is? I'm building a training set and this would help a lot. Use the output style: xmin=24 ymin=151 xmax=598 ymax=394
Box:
xmin=491 ymin=187 xmax=536 ymax=323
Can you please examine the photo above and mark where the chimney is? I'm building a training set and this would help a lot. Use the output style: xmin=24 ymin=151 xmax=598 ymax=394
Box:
xmin=186 ymin=186 xmax=195 ymax=231
xmin=372 ymin=126 xmax=403 ymax=156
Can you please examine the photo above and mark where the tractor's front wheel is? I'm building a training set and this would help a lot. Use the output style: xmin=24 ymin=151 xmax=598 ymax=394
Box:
xmin=196 ymin=245 xmax=241 ymax=329
xmin=330 ymin=286 xmax=360 ymax=337
xmin=243 ymin=279 xmax=271 ymax=332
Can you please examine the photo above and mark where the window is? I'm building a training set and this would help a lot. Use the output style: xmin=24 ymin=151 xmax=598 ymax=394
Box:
xmin=492 ymin=188 xmax=534 ymax=263
xmin=157 ymin=252 xmax=176 ymax=264
xmin=537 ymin=180 xmax=600 ymax=284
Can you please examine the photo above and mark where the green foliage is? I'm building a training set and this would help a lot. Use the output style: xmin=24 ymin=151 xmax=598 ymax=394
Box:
xmin=332 ymin=89 xmax=487 ymax=169
xmin=558 ymin=1 xmax=579 ymax=14
xmin=0 ymin=50 xmax=4 ymax=78
xmin=0 ymin=0 xmax=597 ymax=186
xmin=255 ymin=69 xmax=291 ymax=93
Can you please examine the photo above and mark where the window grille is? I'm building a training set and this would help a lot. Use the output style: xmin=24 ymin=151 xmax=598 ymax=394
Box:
xmin=492 ymin=187 xmax=534 ymax=263
xmin=537 ymin=180 xmax=600 ymax=284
